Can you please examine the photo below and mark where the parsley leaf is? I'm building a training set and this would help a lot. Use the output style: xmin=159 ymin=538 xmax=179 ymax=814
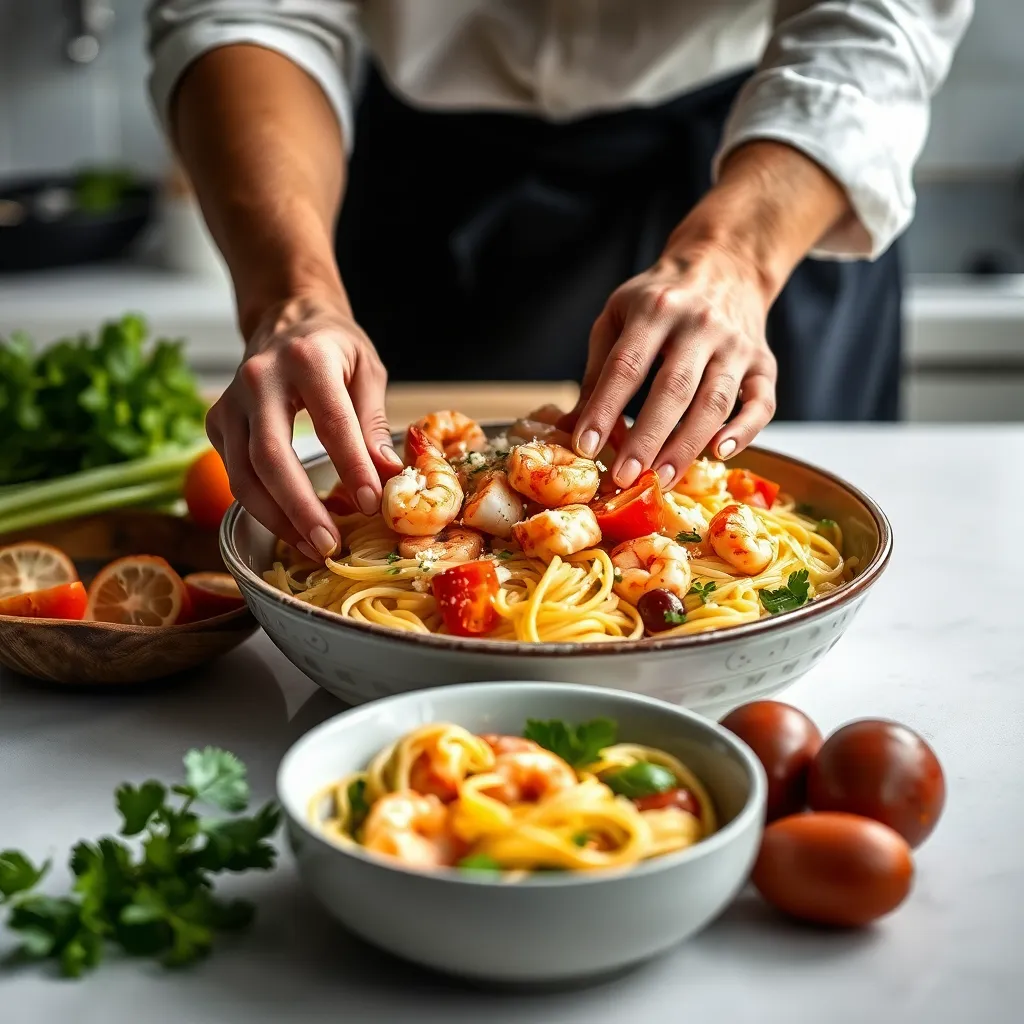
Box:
xmin=613 ymin=570 xmax=623 ymax=584
xmin=676 ymin=530 xmax=702 ymax=544
xmin=457 ymin=854 xmax=503 ymax=874
xmin=1 ymin=747 xmax=279 ymax=978
xmin=760 ymin=569 xmax=811 ymax=615
xmin=663 ymin=610 xmax=686 ymax=625
xmin=0 ymin=851 xmax=49 ymax=902
xmin=386 ymin=567 xmax=401 ymax=575
xmin=571 ymin=833 xmax=591 ymax=848
xmin=523 ymin=718 xmax=617 ymax=769
xmin=385 ymin=551 xmax=400 ymax=564
xmin=795 ymin=503 xmax=815 ymax=517
xmin=182 ymin=748 xmax=249 ymax=812
xmin=819 ymin=517 xmax=838 ymax=530
xmin=116 ymin=780 xmax=167 ymax=836
xmin=688 ymin=581 xmax=716 ymax=604
xmin=497 ymin=549 xmax=513 ymax=561
xmin=347 ymin=779 xmax=370 ymax=833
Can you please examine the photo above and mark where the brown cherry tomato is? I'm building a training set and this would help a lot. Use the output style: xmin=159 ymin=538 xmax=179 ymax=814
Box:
xmin=808 ymin=719 xmax=945 ymax=848
xmin=720 ymin=700 xmax=823 ymax=821
xmin=752 ymin=812 xmax=914 ymax=927
xmin=632 ymin=788 xmax=700 ymax=815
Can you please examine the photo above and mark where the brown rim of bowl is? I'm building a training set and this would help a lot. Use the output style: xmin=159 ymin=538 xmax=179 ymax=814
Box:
xmin=220 ymin=440 xmax=892 ymax=659
xmin=0 ymin=607 xmax=254 ymax=631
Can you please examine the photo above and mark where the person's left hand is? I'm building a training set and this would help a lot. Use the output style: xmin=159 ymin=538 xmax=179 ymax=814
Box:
xmin=566 ymin=240 xmax=778 ymax=490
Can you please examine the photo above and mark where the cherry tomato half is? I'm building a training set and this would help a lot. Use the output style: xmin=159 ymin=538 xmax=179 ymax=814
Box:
xmin=632 ymin=787 xmax=701 ymax=816
xmin=0 ymin=581 xmax=88 ymax=620
xmin=589 ymin=469 xmax=665 ymax=544
xmin=431 ymin=560 xmax=500 ymax=637
xmin=726 ymin=469 xmax=780 ymax=510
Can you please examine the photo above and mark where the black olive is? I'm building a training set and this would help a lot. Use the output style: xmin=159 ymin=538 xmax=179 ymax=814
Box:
xmin=637 ymin=588 xmax=686 ymax=634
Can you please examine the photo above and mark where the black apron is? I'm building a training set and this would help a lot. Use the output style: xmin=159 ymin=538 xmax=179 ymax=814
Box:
xmin=337 ymin=66 xmax=901 ymax=421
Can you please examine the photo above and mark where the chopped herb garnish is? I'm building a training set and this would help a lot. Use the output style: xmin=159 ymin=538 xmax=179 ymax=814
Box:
xmin=497 ymin=550 xmax=513 ymax=561
xmin=688 ymin=581 xmax=716 ymax=604
xmin=457 ymin=854 xmax=503 ymax=874
xmin=385 ymin=551 xmax=400 ymax=564
xmin=346 ymin=779 xmax=369 ymax=833
xmin=676 ymin=530 xmax=702 ymax=544
xmin=760 ymin=569 xmax=811 ymax=615
xmin=386 ymin=567 xmax=401 ymax=576
xmin=796 ymin=503 xmax=815 ymax=517
xmin=613 ymin=570 xmax=623 ymax=584
xmin=571 ymin=833 xmax=590 ymax=848
xmin=819 ymin=518 xmax=838 ymax=529
xmin=663 ymin=610 xmax=686 ymax=625
xmin=523 ymin=718 xmax=617 ymax=769
xmin=602 ymin=761 xmax=677 ymax=799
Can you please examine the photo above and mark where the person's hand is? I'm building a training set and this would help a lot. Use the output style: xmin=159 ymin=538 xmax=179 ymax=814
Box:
xmin=206 ymin=292 xmax=403 ymax=562
xmin=568 ymin=240 xmax=777 ymax=490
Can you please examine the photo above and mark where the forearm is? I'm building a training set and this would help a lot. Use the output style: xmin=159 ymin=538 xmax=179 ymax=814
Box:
xmin=663 ymin=140 xmax=848 ymax=305
xmin=171 ymin=44 xmax=347 ymax=336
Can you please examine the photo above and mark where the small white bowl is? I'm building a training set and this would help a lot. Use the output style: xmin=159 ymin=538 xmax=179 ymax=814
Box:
xmin=277 ymin=681 xmax=767 ymax=985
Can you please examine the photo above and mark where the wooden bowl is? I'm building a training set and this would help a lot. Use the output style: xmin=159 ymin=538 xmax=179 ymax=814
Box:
xmin=0 ymin=510 xmax=258 ymax=685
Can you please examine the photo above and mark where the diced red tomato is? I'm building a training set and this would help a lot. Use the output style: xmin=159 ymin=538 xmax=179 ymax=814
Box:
xmin=726 ymin=469 xmax=781 ymax=510
xmin=633 ymin=787 xmax=700 ymax=816
xmin=0 ymin=581 xmax=88 ymax=621
xmin=431 ymin=561 xmax=500 ymax=637
xmin=589 ymin=469 xmax=665 ymax=544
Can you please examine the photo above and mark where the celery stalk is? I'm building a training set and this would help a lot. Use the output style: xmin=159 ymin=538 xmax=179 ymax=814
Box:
xmin=0 ymin=479 xmax=185 ymax=536
xmin=0 ymin=444 xmax=208 ymax=522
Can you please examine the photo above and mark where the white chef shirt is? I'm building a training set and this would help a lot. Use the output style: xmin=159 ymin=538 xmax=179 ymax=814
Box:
xmin=147 ymin=1 xmax=973 ymax=260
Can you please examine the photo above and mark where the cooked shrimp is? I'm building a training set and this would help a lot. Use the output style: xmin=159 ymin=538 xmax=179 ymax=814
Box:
xmin=508 ymin=418 xmax=574 ymax=449
xmin=506 ymin=441 xmax=600 ymax=507
xmin=405 ymin=410 xmax=487 ymax=463
xmin=706 ymin=503 xmax=777 ymax=576
xmin=479 ymin=734 xmax=541 ymax=755
xmin=512 ymin=504 xmax=601 ymax=562
xmin=526 ymin=404 xmax=567 ymax=426
xmin=673 ymin=458 xmax=728 ymax=499
xmin=382 ymin=426 xmax=463 ymax=536
xmin=662 ymin=496 xmax=707 ymax=543
xmin=484 ymin=749 xmax=578 ymax=804
xmin=461 ymin=470 xmax=525 ymax=539
xmin=361 ymin=790 xmax=457 ymax=867
xmin=611 ymin=534 xmax=692 ymax=605
xmin=398 ymin=525 xmax=484 ymax=562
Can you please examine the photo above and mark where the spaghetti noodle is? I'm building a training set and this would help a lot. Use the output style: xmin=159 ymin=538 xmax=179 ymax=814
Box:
xmin=265 ymin=412 xmax=856 ymax=642
xmin=310 ymin=718 xmax=716 ymax=876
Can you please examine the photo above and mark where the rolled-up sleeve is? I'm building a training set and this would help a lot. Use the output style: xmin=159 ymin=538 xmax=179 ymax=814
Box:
xmin=714 ymin=0 xmax=973 ymax=259
xmin=147 ymin=1 xmax=362 ymax=152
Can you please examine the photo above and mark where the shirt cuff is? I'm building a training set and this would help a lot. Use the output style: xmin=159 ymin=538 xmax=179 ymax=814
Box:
xmin=713 ymin=71 xmax=917 ymax=261
xmin=149 ymin=22 xmax=356 ymax=154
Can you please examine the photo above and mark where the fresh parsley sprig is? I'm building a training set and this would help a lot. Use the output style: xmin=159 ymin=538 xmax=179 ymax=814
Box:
xmin=688 ymin=581 xmax=716 ymax=604
xmin=523 ymin=718 xmax=617 ymax=769
xmin=0 ymin=748 xmax=279 ymax=977
xmin=760 ymin=569 xmax=811 ymax=615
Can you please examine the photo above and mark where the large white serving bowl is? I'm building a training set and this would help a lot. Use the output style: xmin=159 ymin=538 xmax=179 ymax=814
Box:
xmin=223 ymin=430 xmax=892 ymax=718
xmin=277 ymin=681 xmax=767 ymax=984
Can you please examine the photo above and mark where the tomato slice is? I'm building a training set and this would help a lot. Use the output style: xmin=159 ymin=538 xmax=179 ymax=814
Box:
xmin=589 ymin=469 xmax=665 ymax=544
xmin=431 ymin=561 xmax=500 ymax=637
xmin=726 ymin=469 xmax=781 ymax=510
xmin=0 ymin=581 xmax=88 ymax=620
xmin=183 ymin=572 xmax=245 ymax=621
xmin=632 ymin=787 xmax=700 ymax=816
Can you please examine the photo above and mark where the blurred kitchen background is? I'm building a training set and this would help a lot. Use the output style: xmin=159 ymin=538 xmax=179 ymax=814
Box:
xmin=0 ymin=1 xmax=1022 ymax=421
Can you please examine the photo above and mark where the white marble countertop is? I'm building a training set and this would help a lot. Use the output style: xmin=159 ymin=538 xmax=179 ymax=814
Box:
xmin=3 ymin=425 xmax=1023 ymax=1024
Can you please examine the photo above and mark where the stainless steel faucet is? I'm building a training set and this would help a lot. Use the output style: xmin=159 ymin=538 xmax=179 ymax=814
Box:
xmin=63 ymin=0 xmax=114 ymax=64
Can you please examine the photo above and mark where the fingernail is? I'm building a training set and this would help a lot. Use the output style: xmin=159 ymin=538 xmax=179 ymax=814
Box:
xmin=656 ymin=464 xmax=675 ymax=489
xmin=718 ymin=438 xmax=737 ymax=459
xmin=618 ymin=458 xmax=642 ymax=486
xmin=296 ymin=541 xmax=320 ymax=563
xmin=356 ymin=485 xmax=378 ymax=516
xmin=310 ymin=525 xmax=337 ymax=558
xmin=380 ymin=444 xmax=401 ymax=466
xmin=578 ymin=429 xmax=600 ymax=458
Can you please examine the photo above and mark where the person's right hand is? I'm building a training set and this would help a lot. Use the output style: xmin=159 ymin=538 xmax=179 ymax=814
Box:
xmin=206 ymin=293 xmax=404 ymax=563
